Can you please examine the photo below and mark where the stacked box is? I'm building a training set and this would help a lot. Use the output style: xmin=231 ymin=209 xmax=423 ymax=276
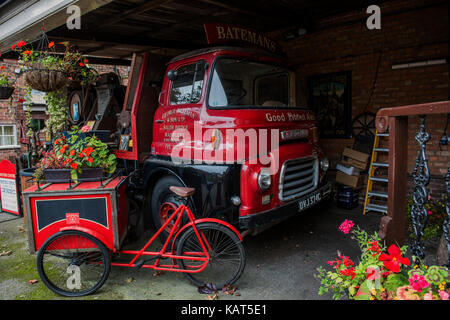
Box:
xmin=335 ymin=148 xmax=370 ymax=188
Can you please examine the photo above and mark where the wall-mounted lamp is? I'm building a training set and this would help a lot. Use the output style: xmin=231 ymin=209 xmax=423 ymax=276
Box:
xmin=392 ymin=58 xmax=447 ymax=70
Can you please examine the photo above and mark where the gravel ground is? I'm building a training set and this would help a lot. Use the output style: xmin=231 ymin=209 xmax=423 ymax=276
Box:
xmin=0 ymin=201 xmax=438 ymax=300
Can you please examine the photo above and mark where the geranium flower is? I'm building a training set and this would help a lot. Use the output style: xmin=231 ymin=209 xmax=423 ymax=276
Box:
xmin=23 ymin=50 xmax=33 ymax=56
xmin=17 ymin=40 xmax=26 ymax=48
xmin=408 ymin=274 xmax=430 ymax=292
xmin=71 ymin=162 xmax=78 ymax=170
xmin=79 ymin=62 xmax=85 ymax=67
xmin=439 ymin=290 xmax=449 ymax=300
xmin=48 ymin=41 xmax=55 ymax=48
xmin=11 ymin=44 xmax=16 ymax=50
xmin=339 ymin=268 xmax=356 ymax=279
xmin=424 ymin=291 xmax=434 ymax=300
xmin=0 ymin=65 xmax=5 ymax=70
xmin=84 ymin=58 xmax=89 ymax=63
xmin=70 ymin=149 xmax=76 ymax=156
xmin=88 ymin=157 xmax=93 ymax=164
xmin=339 ymin=219 xmax=354 ymax=234
xmin=378 ymin=244 xmax=410 ymax=272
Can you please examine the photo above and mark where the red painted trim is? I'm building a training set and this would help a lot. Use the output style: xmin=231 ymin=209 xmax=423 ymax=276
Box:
xmin=59 ymin=226 xmax=116 ymax=251
xmin=174 ymin=218 xmax=243 ymax=241
xmin=115 ymin=53 xmax=149 ymax=162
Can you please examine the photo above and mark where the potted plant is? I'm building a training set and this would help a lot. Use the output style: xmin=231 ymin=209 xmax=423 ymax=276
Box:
xmin=52 ymin=125 xmax=117 ymax=182
xmin=0 ymin=65 xmax=14 ymax=100
xmin=315 ymin=219 xmax=450 ymax=300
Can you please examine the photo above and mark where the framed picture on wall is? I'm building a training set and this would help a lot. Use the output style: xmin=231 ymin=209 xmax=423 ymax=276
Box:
xmin=307 ymin=71 xmax=352 ymax=138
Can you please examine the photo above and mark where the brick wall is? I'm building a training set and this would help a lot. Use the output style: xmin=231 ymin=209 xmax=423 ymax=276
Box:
xmin=277 ymin=0 xmax=449 ymax=197
xmin=0 ymin=60 xmax=27 ymax=164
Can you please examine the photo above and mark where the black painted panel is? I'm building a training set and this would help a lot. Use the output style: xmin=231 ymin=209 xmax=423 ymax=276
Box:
xmin=35 ymin=197 xmax=108 ymax=231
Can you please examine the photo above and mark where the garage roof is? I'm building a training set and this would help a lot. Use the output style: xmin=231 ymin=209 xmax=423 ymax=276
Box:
xmin=0 ymin=0 xmax=384 ymax=62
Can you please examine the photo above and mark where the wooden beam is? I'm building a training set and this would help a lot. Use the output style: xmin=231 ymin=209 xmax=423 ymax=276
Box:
xmin=48 ymin=31 xmax=200 ymax=51
xmin=95 ymin=0 xmax=175 ymax=29
xmin=384 ymin=116 xmax=409 ymax=246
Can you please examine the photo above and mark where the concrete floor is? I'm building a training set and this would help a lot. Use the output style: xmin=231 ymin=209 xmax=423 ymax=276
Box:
xmin=0 ymin=201 xmax=408 ymax=300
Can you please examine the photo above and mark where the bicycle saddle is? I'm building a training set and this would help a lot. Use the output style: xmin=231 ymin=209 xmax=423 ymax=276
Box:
xmin=169 ymin=186 xmax=195 ymax=197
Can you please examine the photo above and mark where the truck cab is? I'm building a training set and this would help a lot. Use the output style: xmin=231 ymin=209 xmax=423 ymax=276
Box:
xmin=116 ymin=46 xmax=331 ymax=235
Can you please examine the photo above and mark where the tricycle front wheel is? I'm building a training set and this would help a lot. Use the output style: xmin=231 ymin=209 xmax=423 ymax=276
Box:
xmin=37 ymin=230 xmax=111 ymax=297
xmin=176 ymin=223 xmax=246 ymax=289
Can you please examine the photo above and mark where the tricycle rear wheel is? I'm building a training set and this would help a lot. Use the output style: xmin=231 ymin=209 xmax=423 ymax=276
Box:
xmin=37 ymin=230 xmax=111 ymax=297
xmin=176 ymin=223 xmax=246 ymax=289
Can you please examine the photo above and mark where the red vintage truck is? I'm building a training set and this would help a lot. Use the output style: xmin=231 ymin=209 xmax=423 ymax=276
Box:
xmin=108 ymin=45 xmax=331 ymax=238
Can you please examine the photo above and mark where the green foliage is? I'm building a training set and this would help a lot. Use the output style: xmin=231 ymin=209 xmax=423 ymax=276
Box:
xmin=44 ymin=90 xmax=68 ymax=141
xmin=53 ymin=126 xmax=117 ymax=181
xmin=406 ymin=196 xmax=448 ymax=240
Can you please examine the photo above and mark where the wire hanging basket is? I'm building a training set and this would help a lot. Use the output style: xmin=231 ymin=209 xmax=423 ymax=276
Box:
xmin=21 ymin=28 xmax=68 ymax=92
xmin=0 ymin=86 xmax=14 ymax=99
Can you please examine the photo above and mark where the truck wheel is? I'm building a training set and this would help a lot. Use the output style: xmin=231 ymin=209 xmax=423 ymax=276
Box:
xmin=151 ymin=176 xmax=185 ymax=242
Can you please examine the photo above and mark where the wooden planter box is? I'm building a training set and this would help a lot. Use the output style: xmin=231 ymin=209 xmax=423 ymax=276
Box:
xmin=43 ymin=168 xmax=104 ymax=183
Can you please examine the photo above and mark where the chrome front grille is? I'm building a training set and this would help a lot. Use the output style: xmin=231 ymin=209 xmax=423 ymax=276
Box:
xmin=279 ymin=157 xmax=318 ymax=202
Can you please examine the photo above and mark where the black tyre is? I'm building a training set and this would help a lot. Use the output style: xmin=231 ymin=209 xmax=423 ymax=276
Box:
xmin=151 ymin=176 xmax=185 ymax=242
xmin=176 ymin=223 xmax=246 ymax=289
xmin=37 ymin=230 xmax=111 ymax=297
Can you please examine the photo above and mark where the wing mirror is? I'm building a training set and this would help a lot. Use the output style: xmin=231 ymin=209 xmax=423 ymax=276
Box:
xmin=167 ymin=70 xmax=178 ymax=81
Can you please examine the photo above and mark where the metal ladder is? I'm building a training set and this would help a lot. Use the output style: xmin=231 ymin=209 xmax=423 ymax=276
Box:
xmin=363 ymin=130 xmax=389 ymax=215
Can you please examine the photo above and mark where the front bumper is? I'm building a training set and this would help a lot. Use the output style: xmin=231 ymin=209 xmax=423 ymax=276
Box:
xmin=238 ymin=182 xmax=332 ymax=230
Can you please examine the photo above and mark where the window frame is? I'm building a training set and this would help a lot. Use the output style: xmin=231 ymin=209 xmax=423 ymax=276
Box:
xmin=0 ymin=124 xmax=19 ymax=149
xmin=168 ymin=59 xmax=207 ymax=106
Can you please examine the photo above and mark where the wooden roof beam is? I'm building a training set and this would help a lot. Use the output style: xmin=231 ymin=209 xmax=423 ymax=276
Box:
xmin=95 ymin=0 xmax=175 ymax=29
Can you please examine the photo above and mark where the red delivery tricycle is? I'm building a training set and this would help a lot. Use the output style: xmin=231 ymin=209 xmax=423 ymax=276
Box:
xmin=22 ymin=175 xmax=245 ymax=297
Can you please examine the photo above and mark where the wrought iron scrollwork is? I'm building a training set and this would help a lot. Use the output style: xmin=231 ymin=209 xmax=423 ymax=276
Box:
xmin=410 ymin=115 xmax=431 ymax=263
xmin=444 ymin=167 xmax=450 ymax=267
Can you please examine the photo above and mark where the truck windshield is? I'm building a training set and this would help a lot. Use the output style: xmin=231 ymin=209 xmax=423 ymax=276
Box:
xmin=208 ymin=58 xmax=290 ymax=108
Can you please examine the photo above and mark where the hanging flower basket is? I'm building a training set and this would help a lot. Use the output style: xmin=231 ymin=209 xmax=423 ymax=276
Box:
xmin=0 ymin=86 xmax=14 ymax=100
xmin=23 ymin=68 xmax=68 ymax=92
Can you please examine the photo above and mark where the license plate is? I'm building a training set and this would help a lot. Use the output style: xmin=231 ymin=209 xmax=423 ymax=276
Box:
xmin=298 ymin=190 xmax=321 ymax=212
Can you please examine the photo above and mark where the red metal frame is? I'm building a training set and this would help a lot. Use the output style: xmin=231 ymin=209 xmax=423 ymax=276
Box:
xmin=109 ymin=203 xmax=237 ymax=273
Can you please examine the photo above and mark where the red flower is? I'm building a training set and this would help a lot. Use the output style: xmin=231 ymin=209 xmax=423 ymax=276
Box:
xmin=378 ymin=244 xmax=410 ymax=273
xmin=84 ymin=58 xmax=89 ymax=63
xmin=79 ymin=62 xmax=85 ymax=67
xmin=48 ymin=41 xmax=55 ymax=48
xmin=17 ymin=40 xmax=26 ymax=48
xmin=71 ymin=162 xmax=78 ymax=170
xmin=23 ymin=50 xmax=33 ymax=56
xmin=339 ymin=219 xmax=355 ymax=234
xmin=339 ymin=268 xmax=356 ymax=279
xmin=88 ymin=157 xmax=93 ymax=164
xmin=78 ymin=152 xmax=84 ymax=158
xmin=17 ymin=98 xmax=26 ymax=103
xmin=70 ymin=149 xmax=76 ymax=156
xmin=11 ymin=44 xmax=16 ymax=50
xmin=0 ymin=65 xmax=5 ymax=70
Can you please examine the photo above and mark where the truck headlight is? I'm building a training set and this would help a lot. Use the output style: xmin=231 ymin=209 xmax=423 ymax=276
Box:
xmin=257 ymin=169 xmax=272 ymax=190
xmin=320 ymin=157 xmax=329 ymax=172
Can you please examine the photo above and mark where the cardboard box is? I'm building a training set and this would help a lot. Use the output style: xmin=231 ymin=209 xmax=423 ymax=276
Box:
xmin=341 ymin=148 xmax=370 ymax=170
xmin=336 ymin=163 xmax=360 ymax=176
xmin=336 ymin=171 xmax=365 ymax=188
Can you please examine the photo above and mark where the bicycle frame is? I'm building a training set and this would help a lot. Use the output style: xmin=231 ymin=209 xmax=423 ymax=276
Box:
xmin=110 ymin=203 xmax=211 ymax=273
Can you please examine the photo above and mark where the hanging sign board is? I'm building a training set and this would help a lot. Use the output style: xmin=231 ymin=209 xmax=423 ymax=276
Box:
xmin=203 ymin=23 xmax=283 ymax=54
xmin=0 ymin=159 xmax=20 ymax=216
